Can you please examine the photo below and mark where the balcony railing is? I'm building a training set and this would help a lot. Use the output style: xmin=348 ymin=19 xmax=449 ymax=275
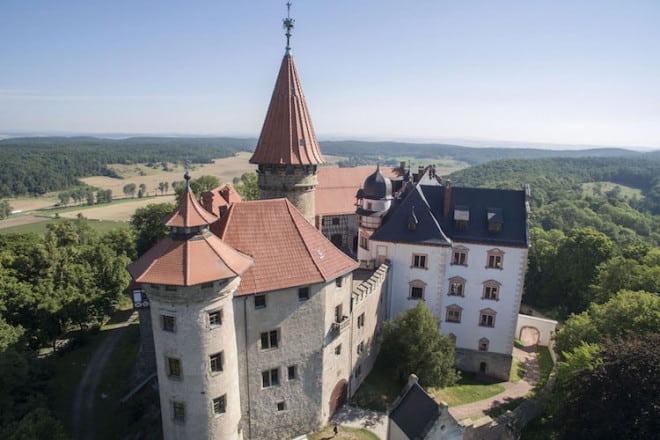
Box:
xmin=331 ymin=315 xmax=350 ymax=337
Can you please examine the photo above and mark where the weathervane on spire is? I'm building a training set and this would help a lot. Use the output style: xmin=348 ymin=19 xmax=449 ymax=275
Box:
xmin=283 ymin=1 xmax=295 ymax=55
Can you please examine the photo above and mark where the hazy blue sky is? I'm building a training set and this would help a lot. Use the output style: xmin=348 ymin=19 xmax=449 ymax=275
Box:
xmin=1 ymin=0 xmax=659 ymax=148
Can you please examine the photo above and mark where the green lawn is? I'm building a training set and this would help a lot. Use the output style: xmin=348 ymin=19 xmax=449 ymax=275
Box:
xmin=309 ymin=425 xmax=380 ymax=440
xmin=0 ymin=218 xmax=126 ymax=235
xmin=431 ymin=373 xmax=505 ymax=407
xmin=351 ymin=360 xmax=403 ymax=411
xmin=535 ymin=345 xmax=554 ymax=390
xmin=510 ymin=357 xmax=526 ymax=383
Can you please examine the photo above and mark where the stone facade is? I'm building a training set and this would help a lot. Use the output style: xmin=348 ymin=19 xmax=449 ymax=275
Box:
xmin=319 ymin=213 xmax=358 ymax=256
xmin=257 ymin=164 xmax=318 ymax=224
xmin=147 ymin=278 xmax=244 ymax=440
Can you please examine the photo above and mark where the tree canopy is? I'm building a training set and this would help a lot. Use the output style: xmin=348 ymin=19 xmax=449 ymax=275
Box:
xmin=379 ymin=301 xmax=459 ymax=388
xmin=130 ymin=203 xmax=174 ymax=256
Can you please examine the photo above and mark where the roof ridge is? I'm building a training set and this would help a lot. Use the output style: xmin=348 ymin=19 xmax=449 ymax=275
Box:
xmin=416 ymin=186 xmax=451 ymax=243
xmin=285 ymin=199 xmax=327 ymax=281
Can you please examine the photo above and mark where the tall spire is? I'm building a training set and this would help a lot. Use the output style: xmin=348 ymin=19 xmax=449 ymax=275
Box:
xmin=283 ymin=2 xmax=294 ymax=55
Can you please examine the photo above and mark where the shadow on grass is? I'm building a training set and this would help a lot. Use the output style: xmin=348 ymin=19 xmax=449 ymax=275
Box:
xmin=104 ymin=307 xmax=134 ymax=328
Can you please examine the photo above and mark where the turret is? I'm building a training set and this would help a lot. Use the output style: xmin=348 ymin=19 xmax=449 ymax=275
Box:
xmin=356 ymin=165 xmax=393 ymax=266
xmin=249 ymin=9 xmax=324 ymax=225
xmin=127 ymin=173 xmax=252 ymax=440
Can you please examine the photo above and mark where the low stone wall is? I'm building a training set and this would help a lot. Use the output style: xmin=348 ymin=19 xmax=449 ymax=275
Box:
xmin=454 ymin=349 xmax=512 ymax=382
xmin=516 ymin=314 xmax=558 ymax=346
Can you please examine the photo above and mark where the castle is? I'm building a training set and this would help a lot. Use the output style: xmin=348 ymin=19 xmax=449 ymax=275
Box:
xmin=127 ymin=9 xmax=529 ymax=440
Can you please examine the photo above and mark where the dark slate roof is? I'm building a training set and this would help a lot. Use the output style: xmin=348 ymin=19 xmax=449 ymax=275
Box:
xmin=363 ymin=165 xmax=392 ymax=200
xmin=389 ymin=382 xmax=440 ymax=439
xmin=371 ymin=185 xmax=451 ymax=246
xmin=371 ymin=184 xmax=529 ymax=248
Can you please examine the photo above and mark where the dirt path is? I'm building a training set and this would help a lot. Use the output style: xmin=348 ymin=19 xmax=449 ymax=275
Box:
xmin=448 ymin=346 xmax=540 ymax=420
xmin=72 ymin=313 xmax=137 ymax=440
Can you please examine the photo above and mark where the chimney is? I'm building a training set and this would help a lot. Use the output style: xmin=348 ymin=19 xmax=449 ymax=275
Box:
xmin=418 ymin=166 xmax=424 ymax=176
xmin=443 ymin=180 xmax=452 ymax=218
xmin=399 ymin=161 xmax=406 ymax=170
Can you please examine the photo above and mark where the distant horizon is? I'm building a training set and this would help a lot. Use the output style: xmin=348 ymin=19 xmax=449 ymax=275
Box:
xmin=0 ymin=130 xmax=657 ymax=153
xmin=2 ymin=1 xmax=659 ymax=149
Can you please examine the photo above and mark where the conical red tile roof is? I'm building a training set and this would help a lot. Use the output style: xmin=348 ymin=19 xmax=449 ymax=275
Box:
xmin=164 ymin=184 xmax=218 ymax=227
xmin=250 ymin=54 xmax=324 ymax=165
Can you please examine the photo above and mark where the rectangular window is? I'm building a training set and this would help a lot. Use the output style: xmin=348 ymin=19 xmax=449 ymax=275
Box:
xmin=484 ymin=286 xmax=499 ymax=300
xmin=446 ymin=308 xmax=462 ymax=323
xmin=209 ymin=310 xmax=223 ymax=327
xmin=335 ymin=304 xmax=343 ymax=323
xmin=449 ymin=281 xmax=464 ymax=296
xmin=298 ymin=287 xmax=310 ymax=301
xmin=412 ymin=254 xmax=427 ymax=268
xmin=287 ymin=365 xmax=297 ymax=380
xmin=359 ymin=235 xmax=369 ymax=250
xmin=335 ymin=277 xmax=343 ymax=288
xmin=357 ymin=341 xmax=365 ymax=354
xmin=210 ymin=352 xmax=224 ymax=373
xmin=201 ymin=281 xmax=214 ymax=289
xmin=357 ymin=313 xmax=365 ymax=328
xmin=335 ymin=344 xmax=342 ymax=355
xmin=165 ymin=285 xmax=177 ymax=292
xmin=262 ymin=368 xmax=279 ymax=388
xmin=167 ymin=357 xmax=181 ymax=378
xmin=161 ymin=315 xmax=176 ymax=332
xmin=277 ymin=401 xmax=286 ymax=411
xmin=255 ymin=294 xmax=266 ymax=309
xmin=480 ymin=313 xmax=495 ymax=327
xmin=213 ymin=395 xmax=226 ymax=415
xmin=487 ymin=251 xmax=503 ymax=269
xmin=172 ymin=401 xmax=185 ymax=422
xmin=260 ymin=330 xmax=279 ymax=350
xmin=410 ymin=286 xmax=424 ymax=300
xmin=452 ymin=250 xmax=467 ymax=265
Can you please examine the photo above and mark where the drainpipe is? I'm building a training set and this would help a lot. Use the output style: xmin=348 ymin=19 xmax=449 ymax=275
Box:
xmin=243 ymin=297 xmax=251 ymax=440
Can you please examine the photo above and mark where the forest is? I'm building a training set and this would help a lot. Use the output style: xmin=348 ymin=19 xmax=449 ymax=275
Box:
xmin=0 ymin=136 xmax=654 ymax=198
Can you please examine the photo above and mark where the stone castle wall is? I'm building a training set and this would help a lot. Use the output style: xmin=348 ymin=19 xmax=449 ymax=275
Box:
xmin=257 ymin=165 xmax=317 ymax=224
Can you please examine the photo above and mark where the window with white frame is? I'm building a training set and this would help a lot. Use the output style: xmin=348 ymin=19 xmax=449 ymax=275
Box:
xmin=445 ymin=305 xmax=462 ymax=323
xmin=486 ymin=249 xmax=504 ymax=269
xmin=479 ymin=309 xmax=496 ymax=327
xmin=448 ymin=277 xmax=465 ymax=296
xmin=411 ymin=253 xmax=427 ymax=269
xmin=208 ymin=309 xmax=223 ymax=327
xmin=482 ymin=280 xmax=501 ymax=300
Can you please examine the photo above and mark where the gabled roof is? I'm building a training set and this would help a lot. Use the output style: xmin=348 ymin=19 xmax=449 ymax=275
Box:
xmin=371 ymin=185 xmax=451 ymax=246
xmin=215 ymin=198 xmax=358 ymax=295
xmin=371 ymin=184 xmax=529 ymax=248
xmin=250 ymin=54 xmax=324 ymax=165
xmin=201 ymin=183 xmax=242 ymax=217
xmin=315 ymin=166 xmax=401 ymax=216
xmin=164 ymin=185 xmax=218 ymax=227
xmin=126 ymin=232 xmax=253 ymax=286
xmin=389 ymin=381 xmax=441 ymax=439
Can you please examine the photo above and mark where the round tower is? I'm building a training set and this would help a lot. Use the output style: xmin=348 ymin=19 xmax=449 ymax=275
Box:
xmin=128 ymin=174 xmax=252 ymax=440
xmin=249 ymin=10 xmax=324 ymax=225
xmin=356 ymin=164 xmax=393 ymax=265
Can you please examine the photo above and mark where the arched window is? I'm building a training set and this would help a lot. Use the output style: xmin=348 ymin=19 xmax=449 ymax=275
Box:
xmin=482 ymin=280 xmax=501 ymax=301
xmin=478 ymin=338 xmax=490 ymax=351
xmin=445 ymin=305 xmax=462 ymax=323
xmin=408 ymin=280 xmax=426 ymax=300
xmin=479 ymin=308 xmax=497 ymax=327
xmin=486 ymin=248 xmax=504 ymax=269
xmin=448 ymin=276 xmax=466 ymax=296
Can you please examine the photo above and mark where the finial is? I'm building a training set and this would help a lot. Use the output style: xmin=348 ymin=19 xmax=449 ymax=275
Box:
xmin=184 ymin=171 xmax=191 ymax=191
xmin=283 ymin=2 xmax=295 ymax=55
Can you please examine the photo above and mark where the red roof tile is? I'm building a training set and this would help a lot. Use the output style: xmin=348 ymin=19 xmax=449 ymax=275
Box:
xmin=250 ymin=54 xmax=324 ymax=165
xmin=315 ymin=166 xmax=401 ymax=216
xmin=127 ymin=232 xmax=253 ymax=286
xmin=202 ymin=183 xmax=242 ymax=216
xmin=215 ymin=198 xmax=358 ymax=295
xmin=164 ymin=186 xmax=218 ymax=227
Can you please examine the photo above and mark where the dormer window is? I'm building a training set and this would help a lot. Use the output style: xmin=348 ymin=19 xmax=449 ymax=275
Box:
xmin=454 ymin=205 xmax=469 ymax=230
xmin=487 ymin=208 xmax=503 ymax=233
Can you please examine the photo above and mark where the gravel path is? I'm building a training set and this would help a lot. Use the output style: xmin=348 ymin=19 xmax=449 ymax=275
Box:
xmin=448 ymin=346 xmax=540 ymax=420
xmin=332 ymin=405 xmax=388 ymax=439
xmin=72 ymin=313 xmax=137 ymax=440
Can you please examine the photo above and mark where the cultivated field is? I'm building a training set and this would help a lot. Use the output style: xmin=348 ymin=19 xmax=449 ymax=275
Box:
xmin=58 ymin=195 xmax=177 ymax=222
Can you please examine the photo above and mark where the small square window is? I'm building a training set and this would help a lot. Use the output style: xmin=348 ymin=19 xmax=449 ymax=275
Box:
xmin=210 ymin=352 xmax=224 ymax=373
xmin=172 ymin=401 xmax=185 ymax=421
xmin=213 ymin=395 xmax=226 ymax=414
xmin=412 ymin=254 xmax=427 ymax=268
xmin=410 ymin=286 xmax=424 ymax=300
xmin=335 ymin=344 xmax=342 ymax=355
xmin=255 ymin=294 xmax=266 ymax=309
xmin=335 ymin=277 xmax=343 ymax=288
xmin=167 ymin=357 xmax=181 ymax=378
xmin=162 ymin=315 xmax=176 ymax=332
xmin=298 ymin=287 xmax=310 ymax=301
xmin=277 ymin=401 xmax=286 ymax=411
xmin=288 ymin=365 xmax=297 ymax=380
xmin=209 ymin=310 xmax=223 ymax=327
